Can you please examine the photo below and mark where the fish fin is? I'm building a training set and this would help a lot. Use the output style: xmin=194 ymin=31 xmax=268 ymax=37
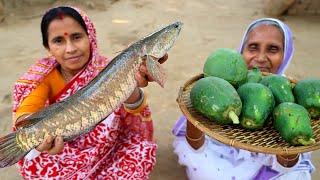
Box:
xmin=146 ymin=55 xmax=166 ymax=87
xmin=0 ymin=132 xmax=28 ymax=168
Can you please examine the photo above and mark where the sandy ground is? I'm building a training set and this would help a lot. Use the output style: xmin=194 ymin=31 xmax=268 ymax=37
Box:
xmin=0 ymin=0 xmax=319 ymax=179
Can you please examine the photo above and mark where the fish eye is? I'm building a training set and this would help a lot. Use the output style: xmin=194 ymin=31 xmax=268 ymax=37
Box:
xmin=174 ymin=24 xmax=179 ymax=28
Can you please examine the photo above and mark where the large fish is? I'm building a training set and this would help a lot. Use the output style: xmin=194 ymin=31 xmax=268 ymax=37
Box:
xmin=0 ymin=21 xmax=183 ymax=168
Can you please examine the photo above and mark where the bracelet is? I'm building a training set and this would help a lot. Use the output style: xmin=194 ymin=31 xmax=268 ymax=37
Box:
xmin=123 ymin=88 xmax=144 ymax=110
xmin=186 ymin=133 xmax=204 ymax=142
xmin=277 ymin=154 xmax=299 ymax=162
xmin=123 ymin=90 xmax=148 ymax=114
xmin=277 ymin=154 xmax=299 ymax=167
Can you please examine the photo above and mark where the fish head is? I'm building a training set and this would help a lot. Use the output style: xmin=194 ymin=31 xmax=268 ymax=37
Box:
xmin=142 ymin=21 xmax=182 ymax=58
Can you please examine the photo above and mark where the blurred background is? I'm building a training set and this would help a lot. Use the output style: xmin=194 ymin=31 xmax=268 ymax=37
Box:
xmin=0 ymin=0 xmax=319 ymax=179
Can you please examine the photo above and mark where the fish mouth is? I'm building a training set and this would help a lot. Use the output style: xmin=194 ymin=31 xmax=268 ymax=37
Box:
xmin=174 ymin=21 xmax=183 ymax=29
xmin=140 ymin=21 xmax=183 ymax=58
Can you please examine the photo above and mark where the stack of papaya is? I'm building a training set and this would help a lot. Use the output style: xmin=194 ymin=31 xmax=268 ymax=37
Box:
xmin=190 ymin=48 xmax=319 ymax=146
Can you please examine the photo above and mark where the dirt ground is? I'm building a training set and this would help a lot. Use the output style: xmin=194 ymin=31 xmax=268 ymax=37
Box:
xmin=0 ymin=0 xmax=319 ymax=179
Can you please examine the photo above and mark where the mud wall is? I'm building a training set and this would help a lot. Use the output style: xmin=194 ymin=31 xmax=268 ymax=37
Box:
xmin=264 ymin=0 xmax=320 ymax=16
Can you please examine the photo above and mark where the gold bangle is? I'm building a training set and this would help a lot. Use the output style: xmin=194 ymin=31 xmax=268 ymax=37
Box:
xmin=186 ymin=133 xmax=204 ymax=142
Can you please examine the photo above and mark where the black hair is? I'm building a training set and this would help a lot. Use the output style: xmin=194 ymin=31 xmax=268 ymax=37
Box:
xmin=41 ymin=6 xmax=88 ymax=49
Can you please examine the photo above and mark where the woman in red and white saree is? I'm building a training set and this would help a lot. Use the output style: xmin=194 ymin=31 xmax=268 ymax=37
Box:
xmin=12 ymin=6 xmax=159 ymax=180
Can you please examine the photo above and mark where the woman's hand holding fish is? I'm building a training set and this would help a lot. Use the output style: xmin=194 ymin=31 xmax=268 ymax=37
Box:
xmin=15 ymin=115 xmax=64 ymax=155
xmin=125 ymin=53 xmax=168 ymax=105
xmin=136 ymin=53 xmax=168 ymax=87
xmin=36 ymin=136 xmax=64 ymax=155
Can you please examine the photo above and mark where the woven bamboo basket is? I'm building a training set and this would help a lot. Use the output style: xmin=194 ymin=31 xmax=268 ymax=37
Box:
xmin=176 ymin=73 xmax=320 ymax=155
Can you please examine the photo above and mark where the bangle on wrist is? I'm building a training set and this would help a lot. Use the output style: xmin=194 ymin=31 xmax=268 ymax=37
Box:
xmin=123 ymin=89 xmax=148 ymax=114
xmin=277 ymin=154 xmax=299 ymax=162
xmin=277 ymin=154 xmax=299 ymax=167
xmin=186 ymin=133 xmax=204 ymax=142
xmin=123 ymin=88 xmax=144 ymax=110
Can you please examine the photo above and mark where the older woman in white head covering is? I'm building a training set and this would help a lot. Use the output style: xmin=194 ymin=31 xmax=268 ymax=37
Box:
xmin=172 ymin=18 xmax=315 ymax=180
xmin=239 ymin=18 xmax=294 ymax=75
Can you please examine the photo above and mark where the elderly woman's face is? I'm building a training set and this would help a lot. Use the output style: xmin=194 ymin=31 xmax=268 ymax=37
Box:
xmin=242 ymin=25 xmax=284 ymax=73
xmin=47 ymin=16 xmax=90 ymax=75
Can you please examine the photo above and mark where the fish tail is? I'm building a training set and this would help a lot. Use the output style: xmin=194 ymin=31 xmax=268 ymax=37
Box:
xmin=0 ymin=132 xmax=27 ymax=168
xmin=146 ymin=55 xmax=166 ymax=87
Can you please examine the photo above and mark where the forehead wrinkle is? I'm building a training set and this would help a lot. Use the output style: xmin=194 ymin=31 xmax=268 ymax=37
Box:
xmin=246 ymin=28 xmax=284 ymax=48
xmin=246 ymin=24 xmax=283 ymax=38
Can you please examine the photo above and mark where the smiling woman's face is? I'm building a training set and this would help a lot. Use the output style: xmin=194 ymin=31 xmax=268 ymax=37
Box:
xmin=47 ymin=15 xmax=90 ymax=75
xmin=242 ymin=24 xmax=284 ymax=73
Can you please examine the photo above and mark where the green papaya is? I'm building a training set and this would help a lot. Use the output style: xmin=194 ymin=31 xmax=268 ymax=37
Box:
xmin=203 ymin=48 xmax=248 ymax=87
xmin=246 ymin=67 xmax=262 ymax=83
xmin=293 ymin=78 xmax=320 ymax=119
xmin=260 ymin=74 xmax=295 ymax=104
xmin=190 ymin=76 xmax=242 ymax=125
xmin=273 ymin=102 xmax=315 ymax=146
xmin=237 ymin=83 xmax=275 ymax=130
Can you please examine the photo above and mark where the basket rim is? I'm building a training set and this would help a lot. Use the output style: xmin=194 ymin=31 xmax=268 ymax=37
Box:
xmin=176 ymin=73 xmax=320 ymax=155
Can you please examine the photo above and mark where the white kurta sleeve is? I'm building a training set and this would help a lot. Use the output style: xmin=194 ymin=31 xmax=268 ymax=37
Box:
xmin=24 ymin=149 xmax=41 ymax=161
xmin=269 ymin=153 xmax=315 ymax=180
